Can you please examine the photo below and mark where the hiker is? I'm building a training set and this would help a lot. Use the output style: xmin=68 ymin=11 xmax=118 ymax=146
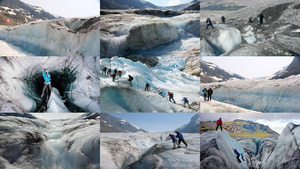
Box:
xmin=169 ymin=134 xmax=180 ymax=149
xmin=258 ymin=13 xmax=264 ymax=25
xmin=113 ymin=68 xmax=117 ymax=75
xmin=107 ymin=69 xmax=111 ymax=75
xmin=41 ymin=69 xmax=52 ymax=97
xmin=249 ymin=16 xmax=253 ymax=23
xmin=102 ymin=67 xmax=107 ymax=74
xmin=221 ymin=15 xmax=225 ymax=24
xmin=208 ymin=87 xmax=213 ymax=101
xmin=233 ymin=148 xmax=242 ymax=163
xmin=168 ymin=92 xmax=176 ymax=103
xmin=182 ymin=97 xmax=190 ymax=108
xmin=111 ymin=73 xmax=116 ymax=82
xmin=145 ymin=83 xmax=150 ymax=91
xmin=206 ymin=17 xmax=214 ymax=29
xmin=175 ymin=131 xmax=187 ymax=147
xmin=216 ymin=118 xmax=223 ymax=131
xmin=241 ymin=153 xmax=245 ymax=161
xmin=128 ymin=75 xmax=133 ymax=87
xmin=202 ymin=88 xmax=208 ymax=101
xmin=157 ymin=88 xmax=163 ymax=97
xmin=118 ymin=70 xmax=122 ymax=78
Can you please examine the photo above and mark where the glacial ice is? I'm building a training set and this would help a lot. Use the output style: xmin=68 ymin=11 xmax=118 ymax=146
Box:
xmin=100 ymin=133 xmax=200 ymax=169
xmin=0 ymin=56 xmax=100 ymax=112
xmin=0 ymin=17 xmax=100 ymax=56
xmin=0 ymin=113 xmax=100 ymax=169
xmin=100 ymin=57 xmax=200 ymax=113
xmin=200 ymin=130 xmax=248 ymax=169
xmin=202 ymin=75 xmax=300 ymax=112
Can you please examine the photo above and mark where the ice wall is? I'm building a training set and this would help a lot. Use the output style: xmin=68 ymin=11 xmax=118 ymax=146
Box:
xmin=0 ymin=17 xmax=100 ymax=56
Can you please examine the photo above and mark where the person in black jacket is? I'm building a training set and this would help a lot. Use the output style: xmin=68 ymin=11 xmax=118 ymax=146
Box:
xmin=208 ymin=88 xmax=213 ymax=101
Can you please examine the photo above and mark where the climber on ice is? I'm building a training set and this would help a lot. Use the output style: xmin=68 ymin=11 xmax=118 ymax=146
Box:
xmin=221 ymin=15 xmax=226 ymax=24
xmin=168 ymin=92 xmax=176 ymax=103
xmin=111 ymin=73 xmax=116 ymax=82
xmin=157 ymin=88 xmax=163 ymax=97
xmin=169 ymin=134 xmax=180 ymax=149
xmin=41 ymin=69 xmax=52 ymax=97
xmin=118 ymin=70 xmax=122 ymax=78
xmin=182 ymin=97 xmax=190 ymax=108
xmin=241 ymin=153 xmax=245 ymax=161
xmin=145 ymin=83 xmax=150 ymax=91
xmin=208 ymin=87 xmax=213 ymax=101
xmin=216 ymin=118 xmax=223 ymax=131
xmin=206 ymin=17 xmax=214 ymax=29
xmin=202 ymin=88 xmax=208 ymax=101
xmin=258 ymin=13 xmax=264 ymax=25
xmin=128 ymin=75 xmax=133 ymax=87
xmin=113 ymin=68 xmax=117 ymax=75
xmin=175 ymin=131 xmax=187 ymax=147
xmin=233 ymin=148 xmax=242 ymax=163
xmin=102 ymin=67 xmax=107 ymax=74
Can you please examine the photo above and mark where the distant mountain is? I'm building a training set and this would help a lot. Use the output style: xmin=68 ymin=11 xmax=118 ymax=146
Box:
xmin=200 ymin=0 xmax=264 ymax=11
xmin=0 ymin=113 xmax=37 ymax=119
xmin=100 ymin=113 xmax=148 ymax=133
xmin=184 ymin=0 xmax=200 ymax=10
xmin=200 ymin=59 xmax=244 ymax=83
xmin=200 ymin=119 xmax=279 ymax=138
xmin=0 ymin=0 xmax=56 ymax=25
xmin=100 ymin=0 xmax=158 ymax=10
xmin=271 ymin=57 xmax=300 ymax=80
xmin=176 ymin=113 xmax=200 ymax=133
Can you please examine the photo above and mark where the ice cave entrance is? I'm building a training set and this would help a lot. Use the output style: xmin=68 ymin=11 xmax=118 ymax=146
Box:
xmin=25 ymin=67 xmax=84 ymax=112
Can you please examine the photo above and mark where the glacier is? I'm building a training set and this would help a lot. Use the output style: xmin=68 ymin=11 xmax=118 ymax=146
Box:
xmin=100 ymin=56 xmax=200 ymax=113
xmin=100 ymin=10 xmax=200 ymax=57
xmin=0 ymin=17 xmax=100 ymax=56
xmin=0 ymin=56 xmax=100 ymax=112
xmin=100 ymin=133 xmax=200 ymax=169
xmin=201 ymin=75 xmax=300 ymax=112
xmin=0 ymin=113 xmax=100 ymax=169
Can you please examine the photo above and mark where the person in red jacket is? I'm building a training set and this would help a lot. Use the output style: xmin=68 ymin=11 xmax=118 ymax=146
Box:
xmin=216 ymin=118 xmax=223 ymax=131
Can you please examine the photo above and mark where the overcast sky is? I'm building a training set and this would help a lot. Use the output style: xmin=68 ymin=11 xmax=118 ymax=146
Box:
xmin=20 ymin=0 xmax=100 ymax=18
xmin=201 ymin=113 xmax=300 ymax=134
xmin=146 ymin=0 xmax=192 ymax=6
xmin=32 ymin=113 xmax=84 ymax=121
xmin=109 ymin=113 xmax=196 ymax=132
xmin=201 ymin=57 xmax=294 ymax=79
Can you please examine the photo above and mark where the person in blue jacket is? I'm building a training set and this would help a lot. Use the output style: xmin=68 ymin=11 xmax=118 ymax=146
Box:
xmin=233 ymin=148 xmax=241 ymax=163
xmin=41 ymin=69 xmax=52 ymax=97
xmin=175 ymin=131 xmax=188 ymax=147
xmin=169 ymin=134 xmax=180 ymax=149
xmin=206 ymin=17 xmax=214 ymax=29
xmin=181 ymin=97 xmax=190 ymax=108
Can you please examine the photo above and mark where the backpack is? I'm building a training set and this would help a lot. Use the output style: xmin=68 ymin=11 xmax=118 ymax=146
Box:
xmin=129 ymin=76 xmax=133 ymax=81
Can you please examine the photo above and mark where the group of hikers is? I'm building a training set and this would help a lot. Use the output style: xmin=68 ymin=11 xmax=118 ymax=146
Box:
xmin=205 ymin=13 xmax=265 ymax=29
xmin=102 ymin=66 xmax=192 ymax=109
xmin=202 ymin=87 xmax=213 ymax=101
xmin=215 ymin=118 xmax=245 ymax=163
xmin=169 ymin=131 xmax=188 ymax=149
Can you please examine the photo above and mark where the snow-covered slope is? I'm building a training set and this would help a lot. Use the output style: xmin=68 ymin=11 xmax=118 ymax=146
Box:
xmin=202 ymin=74 xmax=300 ymax=112
xmin=0 ymin=17 xmax=100 ymax=56
xmin=0 ymin=0 xmax=56 ymax=25
xmin=100 ymin=113 xmax=148 ymax=133
xmin=100 ymin=10 xmax=199 ymax=56
xmin=100 ymin=133 xmax=200 ymax=169
xmin=100 ymin=57 xmax=200 ymax=113
xmin=100 ymin=0 xmax=158 ymax=10
xmin=176 ymin=113 xmax=200 ymax=133
xmin=0 ymin=113 xmax=100 ymax=169
xmin=200 ymin=59 xmax=245 ymax=83
xmin=271 ymin=56 xmax=300 ymax=79
xmin=201 ymin=130 xmax=248 ymax=169
xmin=0 ymin=56 xmax=100 ymax=112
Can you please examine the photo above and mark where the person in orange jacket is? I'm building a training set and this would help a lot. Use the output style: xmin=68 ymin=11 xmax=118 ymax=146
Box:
xmin=216 ymin=118 xmax=223 ymax=131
